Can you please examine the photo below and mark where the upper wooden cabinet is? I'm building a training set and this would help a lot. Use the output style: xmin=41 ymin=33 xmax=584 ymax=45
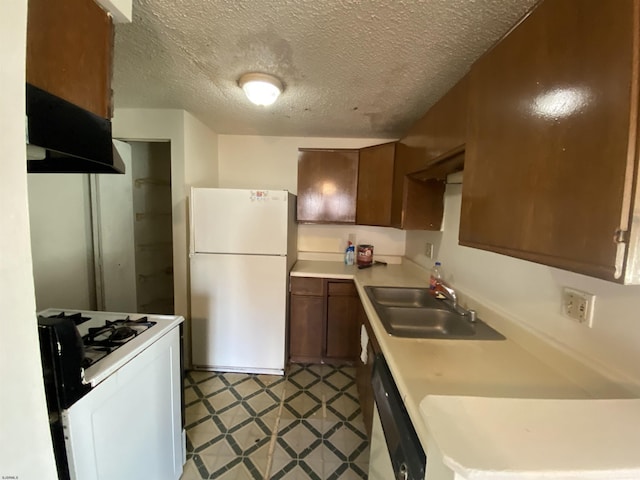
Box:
xmin=26 ymin=0 xmax=114 ymax=119
xmin=356 ymin=142 xmax=395 ymax=226
xmin=460 ymin=0 xmax=640 ymax=283
xmin=399 ymin=74 xmax=469 ymax=164
xmin=355 ymin=75 xmax=468 ymax=230
xmin=297 ymin=148 xmax=359 ymax=224
xmin=297 ymin=75 xmax=468 ymax=230
xmin=356 ymin=142 xmax=446 ymax=230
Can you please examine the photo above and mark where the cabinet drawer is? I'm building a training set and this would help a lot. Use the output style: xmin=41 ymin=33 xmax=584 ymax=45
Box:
xmin=328 ymin=281 xmax=356 ymax=296
xmin=290 ymin=277 xmax=324 ymax=296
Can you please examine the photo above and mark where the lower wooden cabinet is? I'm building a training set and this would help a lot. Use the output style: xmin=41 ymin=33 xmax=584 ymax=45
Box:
xmin=289 ymin=275 xmax=380 ymax=439
xmin=289 ymin=294 xmax=324 ymax=360
xmin=326 ymin=281 xmax=360 ymax=359
xmin=355 ymin=299 xmax=380 ymax=439
xmin=289 ymin=276 xmax=359 ymax=364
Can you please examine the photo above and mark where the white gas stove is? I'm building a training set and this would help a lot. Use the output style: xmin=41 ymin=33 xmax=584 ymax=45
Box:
xmin=39 ymin=308 xmax=183 ymax=387
xmin=38 ymin=308 xmax=185 ymax=480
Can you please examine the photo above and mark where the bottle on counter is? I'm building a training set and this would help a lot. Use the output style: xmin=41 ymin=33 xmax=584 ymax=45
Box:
xmin=345 ymin=242 xmax=355 ymax=266
xmin=429 ymin=261 xmax=442 ymax=290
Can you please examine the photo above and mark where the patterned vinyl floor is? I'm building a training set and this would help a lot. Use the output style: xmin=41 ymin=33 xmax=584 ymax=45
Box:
xmin=180 ymin=364 xmax=369 ymax=479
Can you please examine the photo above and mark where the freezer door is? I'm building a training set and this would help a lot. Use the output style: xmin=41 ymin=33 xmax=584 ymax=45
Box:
xmin=190 ymin=254 xmax=288 ymax=374
xmin=191 ymin=188 xmax=290 ymax=255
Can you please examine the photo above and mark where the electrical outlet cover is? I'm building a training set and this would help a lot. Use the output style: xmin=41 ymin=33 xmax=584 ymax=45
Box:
xmin=561 ymin=287 xmax=596 ymax=327
xmin=425 ymin=242 xmax=433 ymax=259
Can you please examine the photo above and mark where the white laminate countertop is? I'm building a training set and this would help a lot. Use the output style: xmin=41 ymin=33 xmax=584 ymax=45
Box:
xmin=420 ymin=396 xmax=640 ymax=480
xmin=290 ymin=260 xmax=638 ymax=479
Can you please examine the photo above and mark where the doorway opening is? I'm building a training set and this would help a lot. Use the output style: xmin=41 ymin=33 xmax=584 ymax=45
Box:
xmin=27 ymin=141 xmax=174 ymax=315
xmin=129 ymin=141 xmax=174 ymax=314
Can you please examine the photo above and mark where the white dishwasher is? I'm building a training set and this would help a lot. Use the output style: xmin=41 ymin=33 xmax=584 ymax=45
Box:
xmin=369 ymin=354 xmax=426 ymax=480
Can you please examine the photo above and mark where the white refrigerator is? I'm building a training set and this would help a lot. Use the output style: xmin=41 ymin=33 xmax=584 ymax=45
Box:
xmin=189 ymin=188 xmax=297 ymax=375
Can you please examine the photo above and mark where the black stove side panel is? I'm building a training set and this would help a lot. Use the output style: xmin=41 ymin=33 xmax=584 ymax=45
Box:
xmin=38 ymin=317 xmax=90 ymax=408
xmin=38 ymin=322 xmax=72 ymax=480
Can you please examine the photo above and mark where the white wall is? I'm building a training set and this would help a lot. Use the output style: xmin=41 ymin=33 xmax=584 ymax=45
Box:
xmin=185 ymin=111 xmax=219 ymax=188
xmin=28 ymin=174 xmax=96 ymax=311
xmin=405 ymin=173 xmax=640 ymax=390
xmin=0 ymin=0 xmax=58 ymax=476
xmin=297 ymin=224 xmax=406 ymax=259
xmin=217 ymin=135 xmax=406 ymax=258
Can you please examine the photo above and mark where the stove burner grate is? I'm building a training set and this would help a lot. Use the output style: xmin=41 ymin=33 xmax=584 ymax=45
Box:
xmin=46 ymin=311 xmax=91 ymax=326
xmin=81 ymin=316 xmax=156 ymax=366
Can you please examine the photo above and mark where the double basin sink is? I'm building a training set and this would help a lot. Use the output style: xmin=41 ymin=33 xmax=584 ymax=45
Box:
xmin=365 ymin=286 xmax=505 ymax=340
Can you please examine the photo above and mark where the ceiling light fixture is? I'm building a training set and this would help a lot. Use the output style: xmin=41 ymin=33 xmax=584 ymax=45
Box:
xmin=238 ymin=73 xmax=283 ymax=106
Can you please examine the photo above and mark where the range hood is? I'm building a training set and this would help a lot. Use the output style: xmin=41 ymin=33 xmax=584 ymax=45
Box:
xmin=26 ymin=83 xmax=125 ymax=174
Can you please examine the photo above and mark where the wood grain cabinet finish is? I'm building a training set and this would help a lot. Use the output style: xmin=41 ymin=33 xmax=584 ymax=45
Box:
xmin=289 ymin=277 xmax=325 ymax=362
xmin=326 ymin=282 xmax=359 ymax=360
xmin=297 ymin=149 xmax=359 ymax=224
xmin=357 ymin=74 xmax=468 ymax=231
xmin=288 ymin=277 xmax=359 ymax=364
xmin=394 ymin=75 xmax=469 ymax=229
xmin=289 ymin=295 xmax=324 ymax=361
xmin=356 ymin=142 xmax=396 ymax=226
xmin=461 ymin=0 xmax=640 ymax=283
xmin=356 ymin=142 xmax=447 ymax=230
xmin=26 ymin=0 xmax=114 ymax=119
xmin=355 ymin=298 xmax=380 ymax=439
xmin=399 ymin=74 xmax=469 ymax=166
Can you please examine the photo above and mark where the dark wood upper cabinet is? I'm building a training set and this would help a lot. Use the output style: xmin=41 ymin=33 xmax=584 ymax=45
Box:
xmin=26 ymin=0 xmax=114 ymax=119
xmin=399 ymin=74 xmax=469 ymax=165
xmin=355 ymin=142 xmax=447 ymax=230
xmin=356 ymin=142 xmax=396 ymax=226
xmin=356 ymin=75 xmax=468 ymax=230
xmin=297 ymin=149 xmax=359 ymax=224
xmin=460 ymin=0 xmax=640 ymax=283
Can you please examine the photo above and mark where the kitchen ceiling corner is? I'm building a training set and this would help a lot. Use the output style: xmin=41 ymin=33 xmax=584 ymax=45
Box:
xmin=113 ymin=0 xmax=538 ymax=138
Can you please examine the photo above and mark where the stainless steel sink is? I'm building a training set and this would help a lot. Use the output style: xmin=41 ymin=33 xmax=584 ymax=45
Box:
xmin=364 ymin=286 xmax=505 ymax=340
xmin=365 ymin=286 xmax=446 ymax=309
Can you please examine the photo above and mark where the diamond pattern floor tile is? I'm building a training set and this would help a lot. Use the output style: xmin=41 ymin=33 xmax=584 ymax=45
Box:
xmin=193 ymin=375 xmax=227 ymax=396
xmin=182 ymin=365 xmax=368 ymax=480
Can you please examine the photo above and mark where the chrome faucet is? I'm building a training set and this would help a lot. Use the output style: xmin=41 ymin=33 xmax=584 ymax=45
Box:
xmin=436 ymin=281 xmax=458 ymax=308
xmin=435 ymin=281 xmax=476 ymax=321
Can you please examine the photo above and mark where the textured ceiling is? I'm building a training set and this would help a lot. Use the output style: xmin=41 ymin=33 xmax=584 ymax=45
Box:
xmin=113 ymin=0 xmax=538 ymax=138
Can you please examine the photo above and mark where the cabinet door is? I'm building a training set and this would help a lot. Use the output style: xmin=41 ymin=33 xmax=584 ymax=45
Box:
xmin=325 ymin=282 xmax=359 ymax=360
xmin=356 ymin=143 xmax=396 ymax=226
xmin=289 ymin=295 xmax=324 ymax=362
xmin=400 ymin=74 xmax=469 ymax=164
xmin=461 ymin=0 xmax=638 ymax=282
xmin=290 ymin=277 xmax=324 ymax=296
xmin=355 ymin=299 xmax=374 ymax=438
xmin=26 ymin=0 xmax=114 ymax=118
xmin=297 ymin=149 xmax=359 ymax=223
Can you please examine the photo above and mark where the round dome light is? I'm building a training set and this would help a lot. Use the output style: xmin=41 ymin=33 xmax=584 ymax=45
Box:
xmin=238 ymin=73 xmax=283 ymax=106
